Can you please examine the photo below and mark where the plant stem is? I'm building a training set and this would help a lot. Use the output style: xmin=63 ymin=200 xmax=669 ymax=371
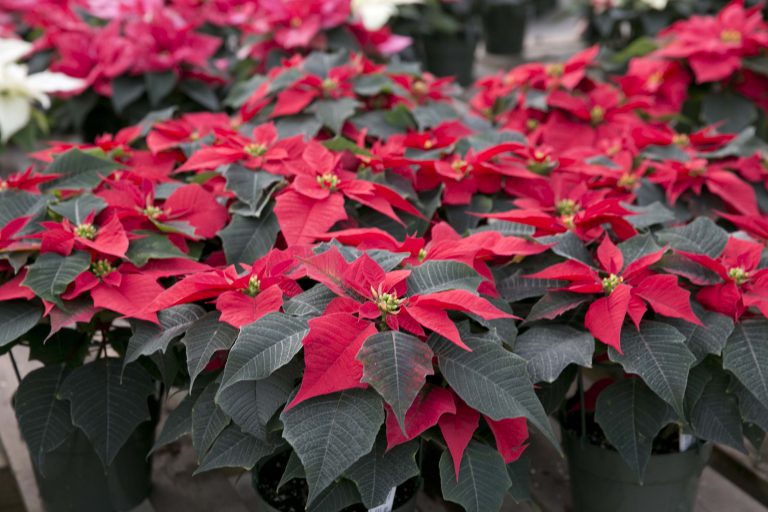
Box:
xmin=577 ymin=367 xmax=586 ymax=445
xmin=8 ymin=350 xmax=21 ymax=384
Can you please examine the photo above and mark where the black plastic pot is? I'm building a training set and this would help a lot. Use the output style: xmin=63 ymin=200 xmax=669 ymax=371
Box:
xmin=421 ymin=30 xmax=478 ymax=87
xmin=563 ymin=432 xmax=712 ymax=512
xmin=33 ymin=420 xmax=155 ymax=512
xmin=482 ymin=0 xmax=529 ymax=55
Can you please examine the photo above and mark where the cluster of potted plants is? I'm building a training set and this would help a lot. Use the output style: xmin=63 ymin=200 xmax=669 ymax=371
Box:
xmin=1 ymin=1 xmax=768 ymax=511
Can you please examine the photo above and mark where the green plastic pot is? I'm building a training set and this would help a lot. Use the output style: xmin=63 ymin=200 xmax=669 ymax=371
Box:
xmin=33 ymin=420 xmax=155 ymax=512
xmin=563 ymin=432 xmax=712 ymax=512
xmin=482 ymin=0 xmax=529 ymax=55
xmin=421 ymin=30 xmax=478 ymax=87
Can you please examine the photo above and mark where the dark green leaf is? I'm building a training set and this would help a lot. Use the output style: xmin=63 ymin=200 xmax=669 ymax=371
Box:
xmin=111 ymin=76 xmax=146 ymax=113
xmin=439 ymin=441 xmax=511 ymax=512
xmin=0 ymin=191 xmax=49 ymax=228
xmin=406 ymin=261 xmax=482 ymax=296
xmin=608 ymin=321 xmax=695 ymax=417
xmin=179 ymin=80 xmax=220 ymax=110
xmin=346 ymin=434 xmax=419 ymax=509
xmin=514 ymin=325 xmax=594 ymax=383
xmin=0 ymin=300 xmax=43 ymax=346
xmin=283 ymin=284 xmax=336 ymax=316
xmin=23 ymin=252 xmax=90 ymax=303
xmin=309 ymin=479 xmax=363 ymax=512
xmin=525 ymin=292 xmax=589 ymax=323
xmin=152 ymin=393 xmax=195 ymax=453
xmin=15 ymin=365 xmax=73 ymax=471
xmin=308 ymin=98 xmax=359 ymax=134
xmin=224 ymin=166 xmax=283 ymax=213
xmin=594 ymin=379 xmax=674 ymax=480
xmin=430 ymin=333 xmax=558 ymax=447
xmin=280 ymin=389 xmax=383 ymax=503
xmin=145 ymin=71 xmax=177 ymax=107
xmin=507 ymin=455 xmax=531 ymax=503
xmin=357 ymin=331 xmax=434 ymax=432
xmin=59 ymin=359 xmax=154 ymax=467
xmin=220 ymin=211 xmax=280 ymax=265
xmin=192 ymin=381 xmax=230 ymax=459
xmin=723 ymin=319 xmax=768 ymax=409
xmin=126 ymin=304 xmax=206 ymax=365
xmin=689 ymin=366 xmax=744 ymax=452
xmin=195 ymin=425 xmax=278 ymax=474
xmin=219 ymin=313 xmax=309 ymax=391
xmin=181 ymin=311 xmax=238 ymax=390
xmin=663 ymin=304 xmax=733 ymax=363
xmin=126 ymin=232 xmax=190 ymax=266
xmin=702 ymin=92 xmax=757 ymax=134
xmin=618 ymin=234 xmax=663 ymax=267
xmin=656 ymin=218 xmax=728 ymax=257
xmin=44 ymin=149 xmax=123 ymax=190
xmin=49 ymin=194 xmax=106 ymax=224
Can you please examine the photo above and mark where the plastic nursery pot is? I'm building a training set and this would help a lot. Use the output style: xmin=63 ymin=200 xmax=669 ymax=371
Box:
xmin=252 ymin=453 xmax=419 ymax=512
xmin=482 ymin=0 xmax=529 ymax=55
xmin=421 ymin=29 xmax=479 ymax=87
xmin=563 ymin=431 xmax=712 ymax=512
xmin=33 ymin=419 xmax=155 ymax=512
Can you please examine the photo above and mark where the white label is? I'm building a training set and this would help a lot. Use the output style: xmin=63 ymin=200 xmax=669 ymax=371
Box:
xmin=679 ymin=433 xmax=695 ymax=453
xmin=368 ymin=487 xmax=396 ymax=512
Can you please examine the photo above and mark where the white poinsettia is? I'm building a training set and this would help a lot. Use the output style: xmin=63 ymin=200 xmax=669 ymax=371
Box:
xmin=0 ymin=38 xmax=85 ymax=143
xmin=351 ymin=0 xmax=422 ymax=31
xmin=640 ymin=0 xmax=669 ymax=10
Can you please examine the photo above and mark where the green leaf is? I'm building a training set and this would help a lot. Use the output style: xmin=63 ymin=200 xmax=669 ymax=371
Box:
xmin=192 ymin=381 xmax=230 ymax=459
xmin=49 ymin=194 xmax=106 ymax=224
xmin=15 ymin=365 xmax=73 ymax=471
xmin=308 ymin=479 xmax=363 ymax=512
xmin=525 ymin=292 xmax=590 ymax=323
xmin=278 ymin=451 xmax=306 ymax=490
xmin=411 ymin=103 xmax=458 ymax=131
xmin=126 ymin=232 xmax=190 ymax=266
xmin=439 ymin=441 xmax=511 ymax=512
xmin=0 ymin=300 xmax=43 ymax=347
xmin=126 ymin=304 xmax=206 ymax=365
xmin=701 ymin=92 xmax=757 ymax=134
xmin=357 ymin=331 xmax=433 ymax=433
xmin=280 ymin=389 xmax=383 ymax=503
xmin=536 ymin=365 xmax=578 ymax=415
xmin=224 ymin=166 xmax=283 ymax=214
xmin=321 ymin=136 xmax=373 ymax=156
xmin=730 ymin=379 xmax=768 ymax=431
xmin=181 ymin=311 xmax=238 ymax=391
xmin=0 ymin=190 xmax=49 ymax=228
xmin=151 ymin=393 xmax=195 ymax=453
xmin=608 ymin=321 xmax=695 ymax=417
xmin=219 ymin=313 xmax=309 ymax=391
xmin=540 ymin=232 xmax=593 ymax=266
xmin=514 ymin=325 xmax=594 ymax=383
xmin=216 ymin=360 xmax=297 ymax=439
xmin=59 ymin=359 xmax=154 ymax=467
xmin=346 ymin=434 xmax=419 ymax=509
xmin=656 ymin=217 xmax=728 ymax=257
xmin=625 ymin=202 xmax=675 ymax=229
xmin=275 ymin=115 xmax=323 ymax=138
xmin=179 ymin=80 xmax=220 ymax=110
xmin=23 ymin=252 xmax=90 ymax=303
xmin=594 ymin=379 xmax=674 ymax=480
xmin=353 ymin=74 xmax=395 ymax=96
xmin=220 ymin=211 xmax=280 ymax=265
xmin=688 ymin=365 xmax=744 ymax=452
xmin=723 ymin=319 xmax=768 ymax=410
xmin=44 ymin=149 xmax=123 ymax=190
xmin=430 ymin=333 xmax=558 ymax=448
xmin=618 ymin=234 xmax=663 ymax=267
xmin=507 ymin=455 xmax=531 ymax=503
xmin=406 ymin=260 xmax=482 ymax=296
xmin=308 ymin=98 xmax=360 ymax=134
xmin=663 ymin=304 xmax=734 ymax=363
xmin=283 ymin=284 xmax=336 ymax=316
xmin=111 ymin=76 xmax=146 ymax=113
xmin=195 ymin=425 xmax=278 ymax=474
xmin=145 ymin=71 xmax=177 ymax=107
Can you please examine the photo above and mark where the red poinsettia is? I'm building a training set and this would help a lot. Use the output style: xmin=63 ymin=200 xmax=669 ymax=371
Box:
xmin=677 ymin=236 xmax=768 ymax=319
xmin=37 ymin=211 xmax=129 ymax=259
xmin=656 ymin=0 xmax=768 ymax=83
xmin=274 ymin=141 xmax=421 ymax=244
xmin=147 ymin=249 xmax=302 ymax=327
xmin=527 ymin=236 xmax=700 ymax=350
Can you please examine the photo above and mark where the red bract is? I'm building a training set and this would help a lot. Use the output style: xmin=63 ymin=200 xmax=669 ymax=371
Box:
xmin=677 ymin=236 xmax=768 ymax=319
xmin=527 ymin=236 xmax=700 ymax=350
xmin=146 ymin=112 xmax=232 ymax=154
xmin=38 ymin=211 xmax=129 ymax=259
xmin=483 ymin=174 xmax=637 ymax=241
xmin=300 ymin=247 xmax=514 ymax=351
xmin=0 ymin=168 xmax=58 ymax=192
xmin=147 ymin=249 xmax=301 ymax=327
xmin=656 ymin=0 xmax=768 ymax=83
xmin=274 ymin=141 xmax=421 ymax=244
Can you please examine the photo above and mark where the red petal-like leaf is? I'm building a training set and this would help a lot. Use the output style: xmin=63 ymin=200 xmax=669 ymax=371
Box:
xmin=438 ymin=398 xmax=480 ymax=479
xmin=386 ymin=386 xmax=456 ymax=449
xmin=584 ymin=284 xmax=631 ymax=351
xmin=486 ymin=416 xmax=529 ymax=463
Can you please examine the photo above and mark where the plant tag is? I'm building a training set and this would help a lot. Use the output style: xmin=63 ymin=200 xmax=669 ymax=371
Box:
xmin=679 ymin=433 xmax=694 ymax=452
xmin=368 ymin=487 xmax=396 ymax=512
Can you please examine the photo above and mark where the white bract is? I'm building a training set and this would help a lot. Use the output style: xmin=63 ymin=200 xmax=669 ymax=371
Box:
xmin=351 ymin=0 xmax=422 ymax=31
xmin=0 ymin=38 xmax=84 ymax=143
